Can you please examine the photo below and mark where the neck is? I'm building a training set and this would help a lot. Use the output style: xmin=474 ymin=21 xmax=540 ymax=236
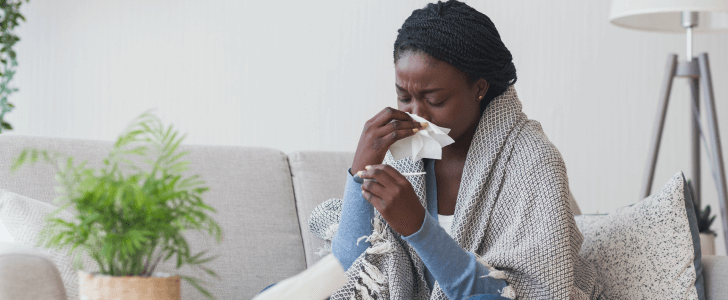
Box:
xmin=442 ymin=116 xmax=480 ymax=160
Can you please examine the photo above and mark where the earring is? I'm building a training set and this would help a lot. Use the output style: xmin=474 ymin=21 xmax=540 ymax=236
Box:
xmin=478 ymin=95 xmax=483 ymax=100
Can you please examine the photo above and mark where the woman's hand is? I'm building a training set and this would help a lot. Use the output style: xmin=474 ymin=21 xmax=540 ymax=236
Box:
xmin=358 ymin=164 xmax=426 ymax=237
xmin=351 ymin=107 xmax=425 ymax=175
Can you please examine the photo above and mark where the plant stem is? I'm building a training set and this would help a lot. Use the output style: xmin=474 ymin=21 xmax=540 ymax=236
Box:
xmin=148 ymin=252 xmax=164 ymax=275
xmin=142 ymin=241 xmax=159 ymax=276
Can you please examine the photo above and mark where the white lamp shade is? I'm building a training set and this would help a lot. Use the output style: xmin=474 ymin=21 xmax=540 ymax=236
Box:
xmin=610 ymin=0 xmax=728 ymax=32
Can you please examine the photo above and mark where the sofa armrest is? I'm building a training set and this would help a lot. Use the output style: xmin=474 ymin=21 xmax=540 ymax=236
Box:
xmin=0 ymin=242 xmax=67 ymax=300
xmin=703 ymin=255 xmax=728 ymax=300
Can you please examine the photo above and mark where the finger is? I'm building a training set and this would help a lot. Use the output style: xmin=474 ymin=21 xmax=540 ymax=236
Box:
xmin=370 ymin=107 xmax=415 ymax=128
xmin=360 ymin=176 xmax=388 ymax=197
xmin=378 ymin=119 xmax=424 ymax=136
xmin=360 ymin=165 xmax=399 ymax=189
xmin=361 ymin=107 xmax=418 ymax=138
xmin=362 ymin=190 xmax=387 ymax=209
xmin=376 ymin=128 xmax=420 ymax=148
xmin=373 ymin=164 xmax=412 ymax=188
xmin=369 ymin=119 xmax=423 ymax=149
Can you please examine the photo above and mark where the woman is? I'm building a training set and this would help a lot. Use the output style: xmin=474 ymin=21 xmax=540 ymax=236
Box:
xmin=309 ymin=1 xmax=604 ymax=299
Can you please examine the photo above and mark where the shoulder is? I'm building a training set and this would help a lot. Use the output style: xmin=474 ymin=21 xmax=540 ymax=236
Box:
xmin=509 ymin=118 xmax=565 ymax=172
xmin=503 ymin=119 xmax=572 ymax=208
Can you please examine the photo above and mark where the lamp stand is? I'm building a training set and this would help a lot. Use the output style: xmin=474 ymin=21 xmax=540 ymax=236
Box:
xmin=641 ymin=52 xmax=728 ymax=252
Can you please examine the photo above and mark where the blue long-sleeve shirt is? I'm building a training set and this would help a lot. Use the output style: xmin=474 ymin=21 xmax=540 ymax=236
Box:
xmin=331 ymin=159 xmax=507 ymax=299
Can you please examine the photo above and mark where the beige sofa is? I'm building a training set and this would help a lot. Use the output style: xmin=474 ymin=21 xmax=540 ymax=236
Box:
xmin=0 ymin=135 xmax=726 ymax=300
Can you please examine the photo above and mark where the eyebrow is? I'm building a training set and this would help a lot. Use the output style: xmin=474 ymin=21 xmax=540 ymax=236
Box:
xmin=395 ymin=84 xmax=444 ymax=95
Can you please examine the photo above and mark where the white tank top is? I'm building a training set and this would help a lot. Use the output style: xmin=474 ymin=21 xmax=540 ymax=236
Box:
xmin=438 ymin=214 xmax=455 ymax=238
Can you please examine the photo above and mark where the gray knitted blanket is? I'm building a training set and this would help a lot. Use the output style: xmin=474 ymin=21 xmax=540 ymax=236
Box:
xmin=309 ymin=86 xmax=604 ymax=300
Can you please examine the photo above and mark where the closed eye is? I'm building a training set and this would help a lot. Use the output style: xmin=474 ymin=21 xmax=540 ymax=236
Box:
xmin=429 ymin=98 xmax=447 ymax=106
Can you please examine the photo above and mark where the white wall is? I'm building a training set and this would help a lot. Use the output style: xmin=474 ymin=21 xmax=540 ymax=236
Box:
xmin=7 ymin=0 xmax=728 ymax=255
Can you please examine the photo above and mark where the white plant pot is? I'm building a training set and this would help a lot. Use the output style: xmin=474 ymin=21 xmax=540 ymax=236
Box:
xmin=79 ymin=270 xmax=180 ymax=300
xmin=699 ymin=233 xmax=716 ymax=256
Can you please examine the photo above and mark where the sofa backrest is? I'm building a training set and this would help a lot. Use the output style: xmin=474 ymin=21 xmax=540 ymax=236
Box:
xmin=288 ymin=151 xmax=354 ymax=268
xmin=0 ymin=136 xmax=307 ymax=300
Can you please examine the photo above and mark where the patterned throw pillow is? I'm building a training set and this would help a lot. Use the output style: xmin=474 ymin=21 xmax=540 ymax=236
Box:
xmin=0 ymin=216 xmax=14 ymax=243
xmin=0 ymin=189 xmax=98 ymax=300
xmin=575 ymin=172 xmax=705 ymax=299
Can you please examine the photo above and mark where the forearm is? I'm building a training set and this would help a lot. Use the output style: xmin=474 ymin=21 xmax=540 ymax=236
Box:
xmin=331 ymin=169 xmax=374 ymax=270
xmin=403 ymin=213 xmax=507 ymax=299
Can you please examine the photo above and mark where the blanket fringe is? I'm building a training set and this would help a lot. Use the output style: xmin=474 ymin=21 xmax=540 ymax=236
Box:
xmin=316 ymin=223 xmax=339 ymax=257
xmin=324 ymin=223 xmax=339 ymax=240
xmin=362 ymin=260 xmax=387 ymax=285
xmin=353 ymin=281 xmax=375 ymax=300
xmin=352 ymin=259 xmax=387 ymax=300
xmin=315 ymin=244 xmax=331 ymax=257
xmin=360 ymin=218 xmax=395 ymax=255
xmin=359 ymin=271 xmax=382 ymax=294
xmin=354 ymin=266 xmax=388 ymax=300
xmin=500 ymin=286 xmax=516 ymax=299
xmin=352 ymin=217 xmax=394 ymax=299
xmin=474 ymin=253 xmax=516 ymax=299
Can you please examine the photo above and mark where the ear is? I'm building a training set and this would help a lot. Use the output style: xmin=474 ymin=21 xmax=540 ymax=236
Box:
xmin=474 ymin=78 xmax=489 ymax=103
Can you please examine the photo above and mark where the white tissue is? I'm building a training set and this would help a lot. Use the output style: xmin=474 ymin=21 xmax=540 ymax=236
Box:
xmin=389 ymin=113 xmax=455 ymax=161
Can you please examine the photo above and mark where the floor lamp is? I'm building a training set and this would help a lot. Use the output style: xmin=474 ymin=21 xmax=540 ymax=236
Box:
xmin=609 ymin=1 xmax=728 ymax=251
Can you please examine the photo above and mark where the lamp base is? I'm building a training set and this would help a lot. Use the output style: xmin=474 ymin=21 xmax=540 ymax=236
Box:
xmin=641 ymin=53 xmax=728 ymax=254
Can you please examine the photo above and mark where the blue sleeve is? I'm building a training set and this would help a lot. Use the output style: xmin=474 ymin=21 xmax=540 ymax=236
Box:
xmin=331 ymin=169 xmax=374 ymax=270
xmin=403 ymin=213 xmax=508 ymax=299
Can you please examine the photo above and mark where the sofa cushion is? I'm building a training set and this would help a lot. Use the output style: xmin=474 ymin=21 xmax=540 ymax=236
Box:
xmin=0 ymin=136 xmax=308 ymax=300
xmin=575 ymin=172 xmax=704 ymax=299
xmin=702 ymin=255 xmax=728 ymax=300
xmin=287 ymin=151 xmax=354 ymax=268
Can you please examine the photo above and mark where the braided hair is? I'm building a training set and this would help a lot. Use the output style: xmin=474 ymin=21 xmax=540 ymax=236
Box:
xmin=394 ymin=0 xmax=517 ymax=113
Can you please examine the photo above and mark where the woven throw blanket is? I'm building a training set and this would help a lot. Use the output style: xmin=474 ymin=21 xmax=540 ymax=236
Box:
xmin=309 ymin=86 xmax=604 ymax=300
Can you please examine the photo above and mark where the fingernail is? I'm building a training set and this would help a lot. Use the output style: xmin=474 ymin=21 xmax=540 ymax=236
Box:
xmin=421 ymin=122 xmax=428 ymax=128
xmin=413 ymin=128 xmax=419 ymax=133
xmin=365 ymin=165 xmax=371 ymax=170
xmin=357 ymin=170 xmax=363 ymax=176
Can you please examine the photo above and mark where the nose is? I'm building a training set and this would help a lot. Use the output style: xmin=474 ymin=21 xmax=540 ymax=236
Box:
xmin=410 ymin=100 xmax=431 ymax=122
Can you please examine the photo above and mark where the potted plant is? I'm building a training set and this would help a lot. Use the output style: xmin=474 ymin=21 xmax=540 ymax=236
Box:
xmin=11 ymin=111 xmax=222 ymax=299
xmin=695 ymin=203 xmax=717 ymax=256
xmin=687 ymin=180 xmax=717 ymax=255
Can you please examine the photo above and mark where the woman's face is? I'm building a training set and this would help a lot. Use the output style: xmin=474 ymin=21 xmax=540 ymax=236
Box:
xmin=395 ymin=52 xmax=488 ymax=145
